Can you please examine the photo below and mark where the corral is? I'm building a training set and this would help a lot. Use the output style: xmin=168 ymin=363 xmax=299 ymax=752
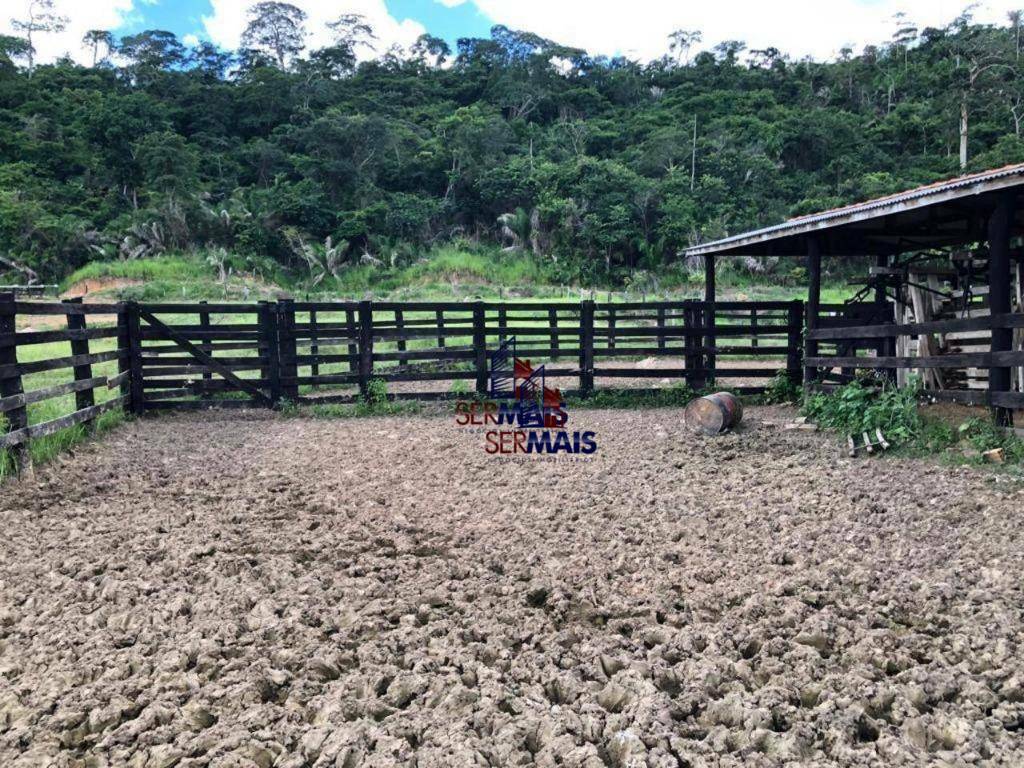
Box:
xmin=3 ymin=409 xmax=1024 ymax=767
xmin=4 ymin=165 xmax=1024 ymax=767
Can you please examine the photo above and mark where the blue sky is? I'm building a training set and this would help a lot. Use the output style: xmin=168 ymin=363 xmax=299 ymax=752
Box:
xmin=4 ymin=0 xmax=1022 ymax=66
xmin=116 ymin=0 xmax=494 ymax=50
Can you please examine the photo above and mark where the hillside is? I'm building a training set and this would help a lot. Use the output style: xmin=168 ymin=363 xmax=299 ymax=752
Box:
xmin=1 ymin=6 xmax=1022 ymax=291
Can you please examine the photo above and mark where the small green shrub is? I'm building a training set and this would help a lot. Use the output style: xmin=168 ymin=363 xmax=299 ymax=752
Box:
xmin=764 ymin=371 xmax=800 ymax=404
xmin=956 ymin=418 xmax=1024 ymax=463
xmin=802 ymin=377 xmax=922 ymax=444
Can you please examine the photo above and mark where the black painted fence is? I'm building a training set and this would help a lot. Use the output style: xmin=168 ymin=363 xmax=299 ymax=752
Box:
xmin=0 ymin=295 xmax=805 ymax=472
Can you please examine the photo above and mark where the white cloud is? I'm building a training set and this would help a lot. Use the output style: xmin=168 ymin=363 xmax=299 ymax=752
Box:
xmin=462 ymin=0 xmax=1024 ymax=61
xmin=201 ymin=0 xmax=426 ymax=61
xmin=0 ymin=0 xmax=135 ymax=65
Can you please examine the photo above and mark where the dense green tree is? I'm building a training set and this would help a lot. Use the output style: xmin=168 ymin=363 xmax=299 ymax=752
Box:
xmin=2 ymin=14 xmax=1024 ymax=283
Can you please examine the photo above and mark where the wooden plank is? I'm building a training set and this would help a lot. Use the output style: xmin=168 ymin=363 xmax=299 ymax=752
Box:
xmin=0 ymin=375 xmax=109 ymax=414
xmin=136 ymin=302 xmax=262 ymax=314
xmin=921 ymin=389 xmax=1024 ymax=409
xmin=14 ymin=301 xmax=121 ymax=315
xmin=144 ymin=398 xmax=256 ymax=410
xmin=0 ymin=396 xmax=128 ymax=449
xmin=806 ymin=351 xmax=1024 ymax=369
xmin=0 ymin=349 xmax=126 ymax=380
xmin=137 ymin=306 xmax=272 ymax=407
xmin=0 ymin=326 xmax=118 ymax=348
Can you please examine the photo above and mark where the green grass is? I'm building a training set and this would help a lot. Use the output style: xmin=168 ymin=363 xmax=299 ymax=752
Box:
xmin=57 ymin=248 xmax=856 ymax=305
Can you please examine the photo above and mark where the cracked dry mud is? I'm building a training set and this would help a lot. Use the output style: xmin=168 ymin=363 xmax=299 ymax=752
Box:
xmin=1 ymin=407 xmax=1023 ymax=767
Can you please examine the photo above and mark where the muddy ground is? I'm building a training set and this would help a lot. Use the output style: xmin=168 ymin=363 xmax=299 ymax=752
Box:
xmin=1 ymin=407 xmax=1023 ymax=767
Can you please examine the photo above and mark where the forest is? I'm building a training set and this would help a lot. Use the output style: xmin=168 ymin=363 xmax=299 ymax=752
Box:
xmin=2 ymin=2 xmax=1024 ymax=287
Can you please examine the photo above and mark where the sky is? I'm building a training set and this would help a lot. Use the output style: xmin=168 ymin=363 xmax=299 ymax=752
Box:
xmin=3 ymin=0 xmax=1023 ymax=67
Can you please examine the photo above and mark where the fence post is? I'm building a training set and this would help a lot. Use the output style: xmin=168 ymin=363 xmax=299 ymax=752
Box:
xmin=63 ymin=297 xmax=96 ymax=430
xmin=608 ymin=306 xmax=616 ymax=352
xmin=199 ymin=300 xmax=212 ymax=399
xmin=346 ymin=308 xmax=358 ymax=374
xmin=277 ymin=298 xmax=298 ymax=401
xmin=0 ymin=292 xmax=30 ymax=474
xmin=436 ymin=309 xmax=446 ymax=348
xmin=116 ymin=303 xmax=131 ymax=400
xmin=126 ymin=302 xmax=145 ymax=416
xmin=395 ymin=309 xmax=408 ymax=370
xmin=657 ymin=307 xmax=666 ymax=353
xmin=358 ymin=300 xmax=373 ymax=399
xmin=309 ymin=308 xmax=319 ymax=387
xmin=549 ymin=307 xmax=559 ymax=361
xmin=787 ymin=301 xmax=804 ymax=387
xmin=259 ymin=301 xmax=281 ymax=406
xmin=579 ymin=299 xmax=595 ymax=397
xmin=473 ymin=302 xmax=488 ymax=396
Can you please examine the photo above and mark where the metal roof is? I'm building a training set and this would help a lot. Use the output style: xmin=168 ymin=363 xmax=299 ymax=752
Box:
xmin=683 ymin=162 xmax=1024 ymax=258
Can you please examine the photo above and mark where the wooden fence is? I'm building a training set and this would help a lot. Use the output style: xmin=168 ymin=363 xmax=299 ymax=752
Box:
xmin=0 ymin=293 xmax=129 ymax=469
xmin=807 ymin=312 xmax=1024 ymax=412
xmin=0 ymin=295 xmax=804 ymax=470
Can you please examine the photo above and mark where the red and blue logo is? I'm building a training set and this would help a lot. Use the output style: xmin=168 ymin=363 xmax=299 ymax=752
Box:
xmin=454 ymin=337 xmax=597 ymax=456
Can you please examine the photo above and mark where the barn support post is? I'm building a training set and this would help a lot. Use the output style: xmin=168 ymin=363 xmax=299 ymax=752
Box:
xmin=0 ymin=292 xmax=31 ymax=474
xmin=579 ymin=299 xmax=595 ymax=397
xmin=473 ymin=302 xmax=488 ymax=396
xmin=684 ymin=301 xmax=703 ymax=391
xmin=988 ymin=192 xmax=1015 ymax=426
xmin=787 ymin=301 xmax=804 ymax=386
xmin=63 ymin=297 xmax=95 ymax=429
xmin=874 ymin=254 xmax=896 ymax=384
xmin=358 ymin=300 xmax=373 ymax=399
xmin=277 ymin=298 xmax=299 ymax=401
xmin=126 ymin=302 xmax=145 ymax=416
xmin=704 ymin=254 xmax=717 ymax=384
xmin=804 ymin=237 xmax=822 ymax=390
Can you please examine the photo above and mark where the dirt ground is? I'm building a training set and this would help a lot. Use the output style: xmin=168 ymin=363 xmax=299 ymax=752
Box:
xmin=2 ymin=407 xmax=1023 ymax=767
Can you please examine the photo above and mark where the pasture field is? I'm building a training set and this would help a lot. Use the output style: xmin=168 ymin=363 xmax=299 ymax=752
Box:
xmin=1 ymin=407 xmax=1022 ymax=766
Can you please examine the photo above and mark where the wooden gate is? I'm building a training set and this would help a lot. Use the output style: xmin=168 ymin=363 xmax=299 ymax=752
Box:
xmin=130 ymin=301 xmax=275 ymax=412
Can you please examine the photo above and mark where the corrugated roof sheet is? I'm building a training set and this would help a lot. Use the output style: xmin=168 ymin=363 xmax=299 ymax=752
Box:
xmin=684 ymin=162 xmax=1024 ymax=257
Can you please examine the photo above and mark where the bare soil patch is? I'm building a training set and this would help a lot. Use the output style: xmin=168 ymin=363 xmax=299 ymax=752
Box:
xmin=1 ymin=408 xmax=1023 ymax=766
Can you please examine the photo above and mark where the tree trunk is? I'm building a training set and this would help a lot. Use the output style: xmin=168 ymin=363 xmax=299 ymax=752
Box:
xmin=959 ymin=98 xmax=969 ymax=170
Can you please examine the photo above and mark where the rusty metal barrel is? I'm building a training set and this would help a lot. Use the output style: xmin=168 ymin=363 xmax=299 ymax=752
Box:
xmin=684 ymin=392 xmax=743 ymax=435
